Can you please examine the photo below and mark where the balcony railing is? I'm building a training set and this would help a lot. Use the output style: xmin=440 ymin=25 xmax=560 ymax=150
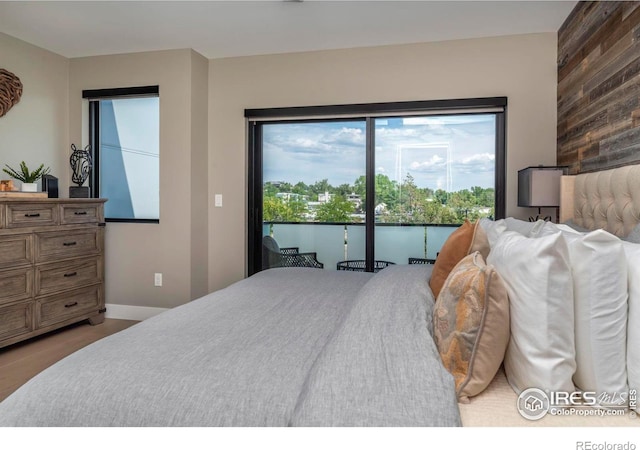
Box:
xmin=263 ymin=221 xmax=460 ymax=270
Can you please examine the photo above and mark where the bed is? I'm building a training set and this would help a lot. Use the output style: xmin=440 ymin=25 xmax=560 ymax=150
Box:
xmin=0 ymin=264 xmax=460 ymax=426
xmin=1 ymin=164 xmax=640 ymax=427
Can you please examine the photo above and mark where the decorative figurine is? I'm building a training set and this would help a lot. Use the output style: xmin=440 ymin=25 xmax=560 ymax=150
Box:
xmin=69 ymin=144 xmax=92 ymax=198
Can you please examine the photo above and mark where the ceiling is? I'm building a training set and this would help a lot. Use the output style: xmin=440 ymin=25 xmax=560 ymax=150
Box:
xmin=0 ymin=1 xmax=578 ymax=59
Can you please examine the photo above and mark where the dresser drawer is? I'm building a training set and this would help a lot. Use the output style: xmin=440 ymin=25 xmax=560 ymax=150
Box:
xmin=6 ymin=203 xmax=58 ymax=228
xmin=0 ymin=302 xmax=33 ymax=341
xmin=60 ymin=203 xmax=103 ymax=225
xmin=37 ymin=285 xmax=102 ymax=328
xmin=0 ymin=234 xmax=33 ymax=269
xmin=35 ymin=257 xmax=102 ymax=297
xmin=0 ymin=267 xmax=33 ymax=306
xmin=35 ymin=228 xmax=102 ymax=262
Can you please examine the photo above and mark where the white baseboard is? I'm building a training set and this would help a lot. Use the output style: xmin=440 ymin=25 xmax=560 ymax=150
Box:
xmin=105 ymin=303 xmax=169 ymax=321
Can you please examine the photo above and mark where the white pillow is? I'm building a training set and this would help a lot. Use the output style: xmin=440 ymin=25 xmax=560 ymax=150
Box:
xmin=487 ymin=230 xmax=576 ymax=394
xmin=504 ymin=217 xmax=546 ymax=237
xmin=530 ymin=222 xmax=578 ymax=237
xmin=538 ymin=223 xmax=628 ymax=405
xmin=479 ymin=218 xmax=507 ymax=249
xmin=624 ymin=241 xmax=640 ymax=410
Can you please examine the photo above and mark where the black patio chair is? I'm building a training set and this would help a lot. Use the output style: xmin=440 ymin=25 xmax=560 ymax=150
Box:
xmin=262 ymin=236 xmax=324 ymax=270
xmin=408 ymin=257 xmax=437 ymax=265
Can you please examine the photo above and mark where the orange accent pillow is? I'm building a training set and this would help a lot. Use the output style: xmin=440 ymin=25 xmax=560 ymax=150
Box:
xmin=429 ymin=220 xmax=489 ymax=298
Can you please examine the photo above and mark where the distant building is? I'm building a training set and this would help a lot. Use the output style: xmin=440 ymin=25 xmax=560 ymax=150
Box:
xmin=318 ymin=191 xmax=332 ymax=203
xmin=275 ymin=192 xmax=308 ymax=202
xmin=375 ymin=203 xmax=387 ymax=215
xmin=347 ymin=192 xmax=362 ymax=210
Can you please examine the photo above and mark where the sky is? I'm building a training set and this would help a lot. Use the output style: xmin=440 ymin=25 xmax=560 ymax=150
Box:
xmin=263 ymin=114 xmax=496 ymax=192
xmin=104 ymin=97 xmax=159 ymax=219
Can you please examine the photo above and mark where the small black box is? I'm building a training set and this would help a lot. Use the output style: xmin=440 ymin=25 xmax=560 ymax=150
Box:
xmin=42 ymin=175 xmax=58 ymax=198
xmin=69 ymin=186 xmax=90 ymax=198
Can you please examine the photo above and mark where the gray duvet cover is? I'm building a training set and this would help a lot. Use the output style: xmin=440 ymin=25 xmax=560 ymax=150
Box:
xmin=0 ymin=265 xmax=460 ymax=427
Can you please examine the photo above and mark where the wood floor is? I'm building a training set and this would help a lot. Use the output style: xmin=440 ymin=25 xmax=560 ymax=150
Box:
xmin=0 ymin=318 xmax=137 ymax=402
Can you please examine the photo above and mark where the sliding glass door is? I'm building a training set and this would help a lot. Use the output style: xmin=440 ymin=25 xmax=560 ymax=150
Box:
xmin=247 ymin=98 xmax=506 ymax=274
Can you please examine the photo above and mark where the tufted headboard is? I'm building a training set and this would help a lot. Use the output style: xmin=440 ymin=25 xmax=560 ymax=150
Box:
xmin=559 ymin=165 xmax=640 ymax=237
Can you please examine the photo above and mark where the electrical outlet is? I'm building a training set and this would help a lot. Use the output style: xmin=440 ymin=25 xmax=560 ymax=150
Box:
xmin=215 ymin=194 xmax=223 ymax=207
xmin=154 ymin=273 xmax=163 ymax=287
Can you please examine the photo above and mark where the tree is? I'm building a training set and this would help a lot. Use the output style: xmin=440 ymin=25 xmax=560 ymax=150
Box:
xmin=264 ymin=175 xmax=496 ymax=225
xmin=399 ymin=173 xmax=419 ymax=216
xmin=263 ymin=197 xmax=305 ymax=222
xmin=263 ymin=182 xmax=279 ymax=198
xmin=310 ymin=179 xmax=331 ymax=198
xmin=375 ymin=174 xmax=399 ymax=209
xmin=315 ymin=195 xmax=355 ymax=223
xmin=353 ymin=175 xmax=366 ymax=198
xmin=292 ymin=181 xmax=309 ymax=195
xmin=434 ymin=189 xmax=449 ymax=205
xmin=335 ymin=183 xmax=353 ymax=197
xmin=278 ymin=181 xmax=293 ymax=192
xmin=405 ymin=196 xmax=457 ymax=224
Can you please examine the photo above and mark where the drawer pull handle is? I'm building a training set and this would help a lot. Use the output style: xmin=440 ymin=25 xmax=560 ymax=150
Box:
xmin=63 ymin=272 xmax=78 ymax=278
xmin=24 ymin=213 xmax=41 ymax=218
xmin=74 ymin=211 xmax=88 ymax=216
xmin=63 ymin=241 xmax=77 ymax=246
xmin=64 ymin=302 xmax=78 ymax=308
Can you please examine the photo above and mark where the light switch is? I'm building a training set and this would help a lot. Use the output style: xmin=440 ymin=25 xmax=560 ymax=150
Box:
xmin=215 ymin=194 xmax=223 ymax=207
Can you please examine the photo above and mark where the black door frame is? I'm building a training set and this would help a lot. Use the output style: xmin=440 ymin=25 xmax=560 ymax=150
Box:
xmin=246 ymin=97 xmax=507 ymax=276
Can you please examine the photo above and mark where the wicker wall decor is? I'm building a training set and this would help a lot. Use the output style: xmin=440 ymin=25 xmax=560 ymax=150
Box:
xmin=0 ymin=68 xmax=23 ymax=118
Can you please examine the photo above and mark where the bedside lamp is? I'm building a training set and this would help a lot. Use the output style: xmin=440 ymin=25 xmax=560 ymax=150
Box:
xmin=518 ymin=166 xmax=568 ymax=222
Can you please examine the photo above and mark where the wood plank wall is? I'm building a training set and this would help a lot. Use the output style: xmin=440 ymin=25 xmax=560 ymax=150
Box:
xmin=558 ymin=1 xmax=640 ymax=174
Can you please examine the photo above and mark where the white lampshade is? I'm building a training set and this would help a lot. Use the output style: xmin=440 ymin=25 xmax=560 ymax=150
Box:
xmin=518 ymin=166 xmax=567 ymax=208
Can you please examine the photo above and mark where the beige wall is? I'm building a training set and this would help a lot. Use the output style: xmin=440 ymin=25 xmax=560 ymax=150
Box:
xmin=0 ymin=32 xmax=68 ymax=192
xmin=1 ymin=30 xmax=560 ymax=303
xmin=190 ymin=50 xmax=210 ymax=300
xmin=69 ymin=49 xmax=208 ymax=309
xmin=208 ymin=33 xmax=559 ymax=292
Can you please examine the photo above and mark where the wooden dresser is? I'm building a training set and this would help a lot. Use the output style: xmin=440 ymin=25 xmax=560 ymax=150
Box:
xmin=0 ymin=198 xmax=107 ymax=349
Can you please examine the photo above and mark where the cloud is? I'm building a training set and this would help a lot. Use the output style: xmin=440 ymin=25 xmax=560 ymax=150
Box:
xmin=265 ymin=125 xmax=365 ymax=158
xmin=287 ymin=137 xmax=332 ymax=154
xmin=461 ymin=153 xmax=495 ymax=164
xmin=325 ymin=127 xmax=365 ymax=147
xmin=453 ymin=152 xmax=495 ymax=173
xmin=375 ymin=127 xmax=421 ymax=140
xmin=409 ymin=154 xmax=447 ymax=173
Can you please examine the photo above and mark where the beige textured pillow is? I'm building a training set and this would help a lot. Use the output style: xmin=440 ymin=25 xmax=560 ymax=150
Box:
xmin=429 ymin=220 xmax=490 ymax=298
xmin=433 ymin=252 xmax=510 ymax=403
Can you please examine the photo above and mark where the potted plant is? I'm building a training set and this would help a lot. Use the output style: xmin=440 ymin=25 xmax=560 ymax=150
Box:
xmin=2 ymin=161 xmax=51 ymax=192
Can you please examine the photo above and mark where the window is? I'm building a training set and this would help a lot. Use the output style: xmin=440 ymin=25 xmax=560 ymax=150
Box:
xmin=84 ymin=86 xmax=160 ymax=222
xmin=247 ymin=98 xmax=506 ymax=274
